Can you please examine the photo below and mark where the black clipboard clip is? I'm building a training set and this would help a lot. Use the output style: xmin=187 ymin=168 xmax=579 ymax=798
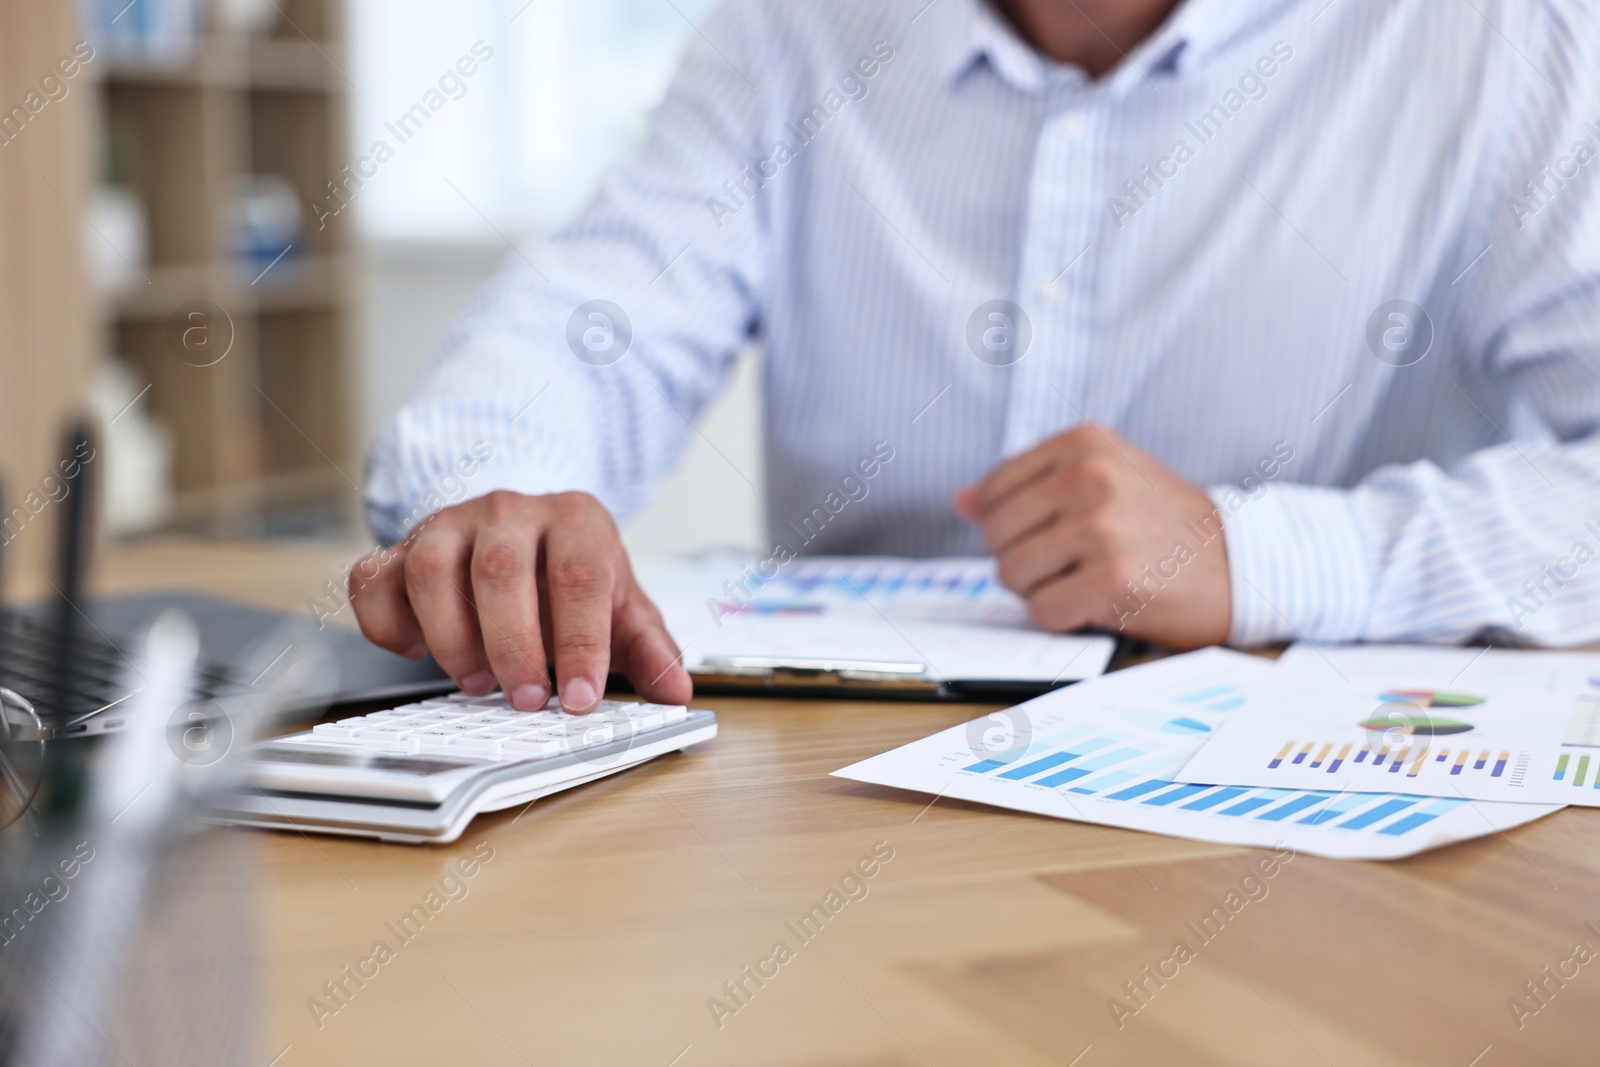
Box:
xmin=682 ymin=654 xmax=1103 ymax=703
xmin=694 ymin=655 xmax=939 ymax=693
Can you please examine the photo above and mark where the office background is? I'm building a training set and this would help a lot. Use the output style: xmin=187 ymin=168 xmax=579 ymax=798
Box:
xmin=0 ymin=0 xmax=763 ymax=596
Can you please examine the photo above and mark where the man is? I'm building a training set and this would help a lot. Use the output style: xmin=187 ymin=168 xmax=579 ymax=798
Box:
xmin=353 ymin=0 xmax=1600 ymax=714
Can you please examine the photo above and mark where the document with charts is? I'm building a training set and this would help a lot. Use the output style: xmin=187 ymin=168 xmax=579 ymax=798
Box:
xmin=1176 ymin=644 xmax=1600 ymax=807
xmin=635 ymin=554 xmax=1114 ymax=685
xmin=832 ymin=648 xmax=1558 ymax=860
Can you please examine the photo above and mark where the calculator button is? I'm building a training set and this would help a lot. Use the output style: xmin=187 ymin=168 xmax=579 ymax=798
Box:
xmin=514 ymin=726 xmax=568 ymax=741
xmin=502 ymin=736 xmax=561 ymax=758
xmin=354 ymin=723 xmax=418 ymax=737
xmin=428 ymin=722 xmax=488 ymax=735
xmin=480 ymin=724 xmax=536 ymax=738
xmin=357 ymin=734 xmax=420 ymax=754
xmin=459 ymin=714 xmax=515 ymax=727
xmin=564 ymin=720 xmax=615 ymax=745
xmin=448 ymin=737 xmax=503 ymax=758
xmin=626 ymin=707 xmax=666 ymax=731
xmin=643 ymin=704 xmax=688 ymax=724
xmin=601 ymin=714 xmax=644 ymax=737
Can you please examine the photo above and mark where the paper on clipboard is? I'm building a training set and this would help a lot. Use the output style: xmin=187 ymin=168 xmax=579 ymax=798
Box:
xmin=633 ymin=554 xmax=1115 ymax=687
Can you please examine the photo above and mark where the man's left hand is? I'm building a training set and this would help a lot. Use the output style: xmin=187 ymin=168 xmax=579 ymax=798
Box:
xmin=953 ymin=424 xmax=1232 ymax=649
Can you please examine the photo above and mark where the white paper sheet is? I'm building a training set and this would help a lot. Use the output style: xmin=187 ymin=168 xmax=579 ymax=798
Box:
xmin=1177 ymin=644 xmax=1600 ymax=807
xmin=832 ymin=649 xmax=1559 ymax=860
xmin=634 ymin=554 xmax=1115 ymax=685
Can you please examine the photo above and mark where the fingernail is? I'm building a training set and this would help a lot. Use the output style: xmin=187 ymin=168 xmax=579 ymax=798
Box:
xmin=403 ymin=642 xmax=428 ymax=660
xmin=510 ymin=683 xmax=548 ymax=711
xmin=561 ymin=676 xmax=598 ymax=713
xmin=460 ymin=670 xmax=496 ymax=695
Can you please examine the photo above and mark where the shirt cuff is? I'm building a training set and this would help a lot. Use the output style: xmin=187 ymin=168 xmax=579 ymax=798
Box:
xmin=1208 ymin=482 xmax=1374 ymax=646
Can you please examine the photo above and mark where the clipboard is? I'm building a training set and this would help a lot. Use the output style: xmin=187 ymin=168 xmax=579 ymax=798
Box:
xmin=632 ymin=554 xmax=1125 ymax=702
xmin=680 ymin=643 xmax=1138 ymax=701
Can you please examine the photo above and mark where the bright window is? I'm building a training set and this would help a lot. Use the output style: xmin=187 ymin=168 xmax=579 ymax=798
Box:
xmin=347 ymin=0 xmax=719 ymax=241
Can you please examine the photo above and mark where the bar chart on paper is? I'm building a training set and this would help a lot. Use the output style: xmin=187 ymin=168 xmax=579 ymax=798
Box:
xmin=1555 ymin=695 xmax=1600 ymax=792
xmin=1177 ymin=670 xmax=1600 ymax=806
xmin=958 ymin=721 xmax=1489 ymax=840
xmin=1264 ymin=740 xmax=1516 ymax=780
xmin=833 ymin=649 xmax=1559 ymax=860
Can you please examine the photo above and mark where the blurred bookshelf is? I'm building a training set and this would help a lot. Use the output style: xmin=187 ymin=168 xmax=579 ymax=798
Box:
xmin=91 ymin=0 xmax=358 ymax=538
xmin=0 ymin=2 xmax=98 ymax=583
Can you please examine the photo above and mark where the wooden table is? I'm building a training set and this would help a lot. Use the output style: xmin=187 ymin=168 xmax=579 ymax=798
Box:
xmin=92 ymin=538 xmax=1600 ymax=1066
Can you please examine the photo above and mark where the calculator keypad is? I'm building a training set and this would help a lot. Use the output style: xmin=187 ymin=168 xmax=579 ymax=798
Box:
xmin=298 ymin=694 xmax=688 ymax=761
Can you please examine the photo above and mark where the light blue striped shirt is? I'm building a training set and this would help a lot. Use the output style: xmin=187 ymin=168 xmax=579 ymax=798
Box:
xmin=367 ymin=0 xmax=1600 ymax=647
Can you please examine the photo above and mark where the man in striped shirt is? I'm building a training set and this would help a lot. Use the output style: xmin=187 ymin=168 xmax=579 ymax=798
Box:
xmin=354 ymin=0 xmax=1600 ymax=713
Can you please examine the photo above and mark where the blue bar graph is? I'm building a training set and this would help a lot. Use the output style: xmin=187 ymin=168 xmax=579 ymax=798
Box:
xmin=1298 ymin=793 xmax=1373 ymax=825
xmin=970 ymin=737 xmax=1149 ymax=783
xmin=1106 ymin=779 xmax=1175 ymax=801
xmin=1067 ymin=769 xmax=1137 ymax=795
xmin=1377 ymin=798 xmax=1466 ymax=836
xmin=998 ymin=752 xmax=1077 ymax=780
xmin=1038 ymin=766 xmax=1093 ymax=788
xmin=963 ymin=758 xmax=1007 ymax=773
xmin=1142 ymin=784 xmax=1213 ymax=806
xmin=1337 ymin=798 xmax=1415 ymax=830
xmin=1256 ymin=793 xmax=1331 ymax=821
xmin=1072 ymin=750 xmax=1190 ymax=792
xmin=1218 ymin=789 xmax=1297 ymax=816
xmin=1180 ymin=786 xmax=1251 ymax=810
xmin=1379 ymin=811 xmax=1440 ymax=836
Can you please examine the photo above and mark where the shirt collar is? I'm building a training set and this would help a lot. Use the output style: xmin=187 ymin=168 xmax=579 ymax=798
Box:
xmin=929 ymin=0 xmax=1262 ymax=92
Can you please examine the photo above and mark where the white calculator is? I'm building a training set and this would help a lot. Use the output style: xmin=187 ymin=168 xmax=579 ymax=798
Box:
xmin=216 ymin=691 xmax=717 ymax=843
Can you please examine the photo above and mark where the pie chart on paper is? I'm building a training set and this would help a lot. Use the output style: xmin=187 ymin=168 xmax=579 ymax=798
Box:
xmin=1376 ymin=689 xmax=1485 ymax=709
xmin=1361 ymin=690 xmax=1482 ymax=736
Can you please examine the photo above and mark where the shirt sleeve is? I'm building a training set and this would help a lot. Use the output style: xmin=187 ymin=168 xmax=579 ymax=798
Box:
xmin=364 ymin=0 xmax=774 ymax=544
xmin=1219 ymin=0 xmax=1600 ymax=647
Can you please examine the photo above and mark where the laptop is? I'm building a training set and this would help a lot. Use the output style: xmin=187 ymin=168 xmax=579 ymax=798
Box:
xmin=1 ymin=591 xmax=452 ymax=740
xmin=1 ymin=425 xmax=450 ymax=741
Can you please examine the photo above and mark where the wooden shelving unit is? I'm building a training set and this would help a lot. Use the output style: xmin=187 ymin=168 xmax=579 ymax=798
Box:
xmin=97 ymin=0 xmax=356 ymax=535
xmin=0 ymin=2 xmax=98 ymax=583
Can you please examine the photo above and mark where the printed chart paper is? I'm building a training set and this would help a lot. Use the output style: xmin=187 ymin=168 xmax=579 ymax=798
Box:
xmin=832 ymin=649 xmax=1557 ymax=860
xmin=1178 ymin=644 xmax=1600 ymax=807
xmin=636 ymin=554 xmax=1114 ymax=685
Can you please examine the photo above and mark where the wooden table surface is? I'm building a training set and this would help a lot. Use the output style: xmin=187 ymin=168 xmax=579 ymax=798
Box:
xmin=89 ymin=538 xmax=1600 ymax=1067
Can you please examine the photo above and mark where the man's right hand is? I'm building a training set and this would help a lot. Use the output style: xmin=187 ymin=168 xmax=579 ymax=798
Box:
xmin=349 ymin=490 xmax=692 ymax=714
